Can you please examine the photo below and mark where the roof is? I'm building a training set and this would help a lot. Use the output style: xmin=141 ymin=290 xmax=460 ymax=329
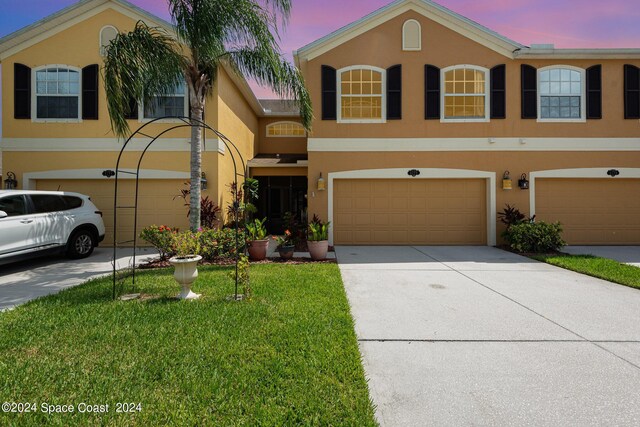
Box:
xmin=248 ymin=154 xmax=308 ymax=168
xmin=294 ymin=0 xmax=640 ymax=63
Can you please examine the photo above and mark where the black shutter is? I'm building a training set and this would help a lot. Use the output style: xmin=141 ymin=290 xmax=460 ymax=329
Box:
xmin=14 ymin=63 xmax=31 ymax=119
xmin=490 ymin=64 xmax=506 ymax=119
xmin=424 ymin=64 xmax=440 ymax=119
xmin=624 ymin=64 xmax=640 ymax=119
xmin=586 ymin=65 xmax=602 ymax=119
xmin=125 ymin=97 xmax=138 ymax=119
xmin=82 ymin=64 xmax=99 ymax=120
xmin=321 ymin=65 xmax=337 ymax=120
xmin=521 ymin=64 xmax=537 ymax=119
xmin=387 ymin=64 xmax=402 ymax=120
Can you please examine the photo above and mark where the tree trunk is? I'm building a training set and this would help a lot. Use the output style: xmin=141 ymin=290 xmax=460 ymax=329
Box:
xmin=189 ymin=103 xmax=204 ymax=231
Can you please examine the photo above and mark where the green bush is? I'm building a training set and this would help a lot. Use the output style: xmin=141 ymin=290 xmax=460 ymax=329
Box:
xmin=199 ymin=227 xmax=247 ymax=260
xmin=139 ymin=225 xmax=175 ymax=259
xmin=505 ymin=221 xmax=566 ymax=253
xmin=140 ymin=226 xmax=247 ymax=261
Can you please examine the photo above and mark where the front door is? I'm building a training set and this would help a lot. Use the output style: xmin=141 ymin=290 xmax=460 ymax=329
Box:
xmin=255 ymin=176 xmax=308 ymax=234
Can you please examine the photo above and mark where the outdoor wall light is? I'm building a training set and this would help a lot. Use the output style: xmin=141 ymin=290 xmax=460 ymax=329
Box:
xmin=518 ymin=173 xmax=530 ymax=190
xmin=502 ymin=171 xmax=512 ymax=190
xmin=4 ymin=172 xmax=18 ymax=190
xmin=200 ymin=172 xmax=208 ymax=190
xmin=317 ymin=172 xmax=326 ymax=191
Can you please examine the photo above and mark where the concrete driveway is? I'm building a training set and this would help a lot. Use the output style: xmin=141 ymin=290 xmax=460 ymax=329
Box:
xmin=0 ymin=247 xmax=158 ymax=311
xmin=562 ymin=246 xmax=640 ymax=267
xmin=336 ymin=246 xmax=640 ymax=426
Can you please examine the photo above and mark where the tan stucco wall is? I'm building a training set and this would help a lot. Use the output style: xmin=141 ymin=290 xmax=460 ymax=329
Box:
xmin=301 ymin=10 xmax=640 ymax=139
xmin=257 ymin=117 xmax=307 ymax=154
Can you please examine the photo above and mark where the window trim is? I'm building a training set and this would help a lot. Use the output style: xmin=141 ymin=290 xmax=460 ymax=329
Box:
xmin=139 ymin=82 xmax=189 ymax=123
xmin=31 ymin=64 xmax=82 ymax=123
xmin=99 ymin=25 xmax=118 ymax=57
xmin=440 ymin=64 xmax=490 ymax=123
xmin=402 ymin=19 xmax=422 ymax=51
xmin=336 ymin=65 xmax=387 ymax=124
xmin=266 ymin=121 xmax=307 ymax=138
xmin=537 ymin=65 xmax=586 ymax=123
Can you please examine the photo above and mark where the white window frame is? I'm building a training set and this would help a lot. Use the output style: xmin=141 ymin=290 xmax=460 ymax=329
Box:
xmin=537 ymin=65 xmax=586 ymax=123
xmin=139 ymin=82 xmax=189 ymax=123
xmin=440 ymin=65 xmax=490 ymax=123
xmin=99 ymin=25 xmax=118 ymax=57
xmin=402 ymin=19 xmax=422 ymax=51
xmin=337 ymin=65 xmax=386 ymax=124
xmin=266 ymin=121 xmax=307 ymax=138
xmin=31 ymin=64 xmax=82 ymax=123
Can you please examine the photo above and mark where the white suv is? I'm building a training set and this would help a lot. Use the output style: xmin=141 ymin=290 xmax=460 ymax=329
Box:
xmin=0 ymin=190 xmax=106 ymax=265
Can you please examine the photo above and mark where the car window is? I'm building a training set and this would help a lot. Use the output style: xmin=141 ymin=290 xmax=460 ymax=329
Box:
xmin=62 ymin=196 xmax=83 ymax=209
xmin=0 ymin=195 xmax=28 ymax=217
xmin=30 ymin=195 xmax=68 ymax=214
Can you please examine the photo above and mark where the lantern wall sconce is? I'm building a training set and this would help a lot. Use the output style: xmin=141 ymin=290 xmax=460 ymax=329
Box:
xmin=518 ymin=173 xmax=530 ymax=190
xmin=4 ymin=172 xmax=18 ymax=190
xmin=200 ymin=172 xmax=208 ymax=190
xmin=502 ymin=171 xmax=512 ymax=190
xmin=317 ymin=173 xmax=326 ymax=191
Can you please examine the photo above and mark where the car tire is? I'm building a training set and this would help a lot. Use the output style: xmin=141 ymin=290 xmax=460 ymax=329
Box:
xmin=67 ymin=229 xmax=96 ymax=259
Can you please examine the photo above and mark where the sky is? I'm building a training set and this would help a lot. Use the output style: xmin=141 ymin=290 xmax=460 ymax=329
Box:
xmin=0 ymin=0 xmax=639 ymax=101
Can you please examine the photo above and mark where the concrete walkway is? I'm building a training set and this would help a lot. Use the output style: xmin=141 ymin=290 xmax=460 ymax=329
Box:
xmin=336 ymin=246 xmax=640 ymax=426
xmin=0 ymin=247 xmax=158 ymax=311
xmin=563 ymin=246 xmax=640 ymax=267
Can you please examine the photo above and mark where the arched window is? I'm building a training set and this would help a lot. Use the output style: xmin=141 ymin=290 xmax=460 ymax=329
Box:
xmin=337 ymin=66 xmax=386 ymax=122
xmin=33 ymin=65 xmax=81 ymax=120
xmin=100 ymin=25 xmax=118 ymax=56
xmin=538 ymin=66 xmax=585 ymax=121
xmin=266 ymin=121 xmax=306 ymax=137
xmin=402 ymin=19 xmax=421 ymax=51
xmin=442 ymin=65 xmax=489 ymax=121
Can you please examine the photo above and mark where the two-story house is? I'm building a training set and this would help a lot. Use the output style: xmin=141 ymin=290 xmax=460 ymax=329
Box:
xmin=1 ymin=0 xmax=639 ymax=247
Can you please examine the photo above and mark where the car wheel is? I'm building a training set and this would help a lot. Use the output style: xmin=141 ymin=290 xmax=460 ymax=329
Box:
xmin=67 ymin=229 xmax=96 ymax=259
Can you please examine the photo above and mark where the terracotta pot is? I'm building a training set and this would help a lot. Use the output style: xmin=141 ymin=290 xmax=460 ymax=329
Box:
xmin=307 ymin=240 xmax=329 ymax=261
xmin=169 ymin=255 xmax=203 ymax=300
xmin=278 ymin=245 xmax=295 ymax=260
xmin=248 ymin=239 xmax=269 ymax=261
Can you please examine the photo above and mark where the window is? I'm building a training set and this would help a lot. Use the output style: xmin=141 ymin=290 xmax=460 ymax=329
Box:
xmin=539 ymin=67 xmax=585 ymax=120
xmin=143 ymin=81 xmax=188 ymax=119
xmin=402 ymin=19 xmax=421 ymax=51
xmin=62 ymin=196 xmax=83 ymax=210
xmin=34 ymin=66 xmax=81 ymax=120
xmin=338 ymin=66 xmax=386 ymax=122
xmin=0 ymin=195 xmax=28 ymax=217
xmin=442 ymin=66 xmax=489 ymax=121
xmin=30 ymin=195 xmax=68 ymax=214
xmin=100 ymin=25 xmax=118 ymax=56
xmin=266 ymin=121 xmax=306 ymax=137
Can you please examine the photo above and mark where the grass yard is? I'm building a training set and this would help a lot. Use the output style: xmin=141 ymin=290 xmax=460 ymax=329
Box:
xmin=0 ymin=263 xmax=377 ymax=426
xmin=533 ymin=254 xmax=640 ymax=290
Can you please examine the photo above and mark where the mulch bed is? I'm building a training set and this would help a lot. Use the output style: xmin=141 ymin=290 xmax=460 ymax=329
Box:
xmin=139 ymin=256 xmax=336 ymax=269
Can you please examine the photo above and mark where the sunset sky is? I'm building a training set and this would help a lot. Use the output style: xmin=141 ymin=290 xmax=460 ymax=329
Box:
xmin=1 ymin=0 xmax=639 ymax=100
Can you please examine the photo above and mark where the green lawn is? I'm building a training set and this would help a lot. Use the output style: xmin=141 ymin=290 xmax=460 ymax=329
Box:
xmin=533 ymin=254 xmax=640 ymax=290
xmin=0 ymin=264 xmax=377 ymax=426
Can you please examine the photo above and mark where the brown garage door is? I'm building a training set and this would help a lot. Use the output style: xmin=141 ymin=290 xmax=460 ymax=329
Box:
xmin=36 ymin=179 xmax=189 ymax=246
xmin=333 ymin=179 xmax=487 ymax=245
xmin=536 ymin=178 xmax=640 ymax=245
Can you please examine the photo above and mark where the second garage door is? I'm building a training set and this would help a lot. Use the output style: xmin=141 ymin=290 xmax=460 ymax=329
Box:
xmin=536 ymin=178 xmax=640 ymax=245
xmin=333 ymin=179 xmax=487 ymax=245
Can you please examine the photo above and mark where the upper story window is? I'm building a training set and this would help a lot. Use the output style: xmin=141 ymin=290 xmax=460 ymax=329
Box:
xmin=442 ymin=65 xmax=489 ymax=122
xmin=267 ymin=121 xmax=306 ymax=137
xmin=402 ymin=19 xmax=421 ymax=51
xmin=34 ymin=66 xmax=81 ymax=120
xmin=338 ymin=66 xmax=386 ymax=123
xmin=538 ymin=66 xmax=585 ymax=121
xmin=142 ymin=81 xmax=188 ymax=119
xmin=100 ymin=25 xmax=118 ymax=56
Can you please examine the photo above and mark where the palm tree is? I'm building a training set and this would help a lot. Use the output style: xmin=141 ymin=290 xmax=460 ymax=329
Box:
xmin=103 ymin=0 xmax=312 ymax=231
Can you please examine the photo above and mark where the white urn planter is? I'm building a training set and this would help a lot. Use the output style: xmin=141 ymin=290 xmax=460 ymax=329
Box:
xmin=169 ymin=255 xmax=203 ymax=300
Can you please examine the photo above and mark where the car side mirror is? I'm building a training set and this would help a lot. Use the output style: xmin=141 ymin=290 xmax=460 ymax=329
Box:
xmin=0 ymin=211 xmax=7 ymax=219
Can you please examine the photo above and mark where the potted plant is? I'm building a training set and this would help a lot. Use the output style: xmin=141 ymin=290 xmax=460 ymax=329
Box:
xmin=169 ymin=231 xmax=202 ymax=300
xmin=273 ymin=230 xmax=295 ymax=260
xmin=246 ymin=217 xmax=269 ymax=261
xmin=307 ymin=218 xmax=330 ymax=261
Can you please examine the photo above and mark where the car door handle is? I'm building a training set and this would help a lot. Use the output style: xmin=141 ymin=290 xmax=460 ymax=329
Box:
xmin=20 ymin=219 xmax=34 ymax=224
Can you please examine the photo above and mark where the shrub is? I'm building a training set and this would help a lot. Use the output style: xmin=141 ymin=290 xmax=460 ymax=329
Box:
xmin=139 ymin=225 xmax=175 ymax=259
xmin=199 ymin=228 xmax=247 ymax=260
xmin=505 ymin=221 xmax=566 ymax=253
xmin=171 ymin=230 xmax=202 ymax=257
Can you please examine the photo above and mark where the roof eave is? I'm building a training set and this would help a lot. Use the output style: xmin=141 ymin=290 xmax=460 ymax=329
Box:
xmin=515 ymin=48 xmax=640 ymax=60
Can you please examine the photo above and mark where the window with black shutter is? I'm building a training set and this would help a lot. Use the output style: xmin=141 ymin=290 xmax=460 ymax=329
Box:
xmin=490 ymin=65 xmax=506 ymax=119
xmin=14 ymin=63 xmax=31 ymax=119
xmin=424 ymin=65 xmax=440 ymax=119
xmin=82 ymin=64 xmax=99 ymax=120
xmin=624 ymin=64 xmax=640 ymax=119
xmin=586 ymin=65 xmax=602 ymax=119
xmin=125 ymin=97 xmax=138 ymax=119
xmin=521 ymin=64 xmax=537 ymax=119
xmin=321 ymin=65 xmax=337 ymax=120
xmin=387 ymin=65 xmax=402 ymax=120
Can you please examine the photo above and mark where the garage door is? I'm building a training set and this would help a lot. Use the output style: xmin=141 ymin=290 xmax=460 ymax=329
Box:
xmin=36 ymin=179 xmax=189 ymax=246
xmin=536 ymin=178 xmax=640 ymax=245
xmin=333 ymin=179 xmax=487 ymax=245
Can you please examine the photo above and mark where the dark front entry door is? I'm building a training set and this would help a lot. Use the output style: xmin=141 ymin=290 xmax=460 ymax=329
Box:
xmin=255 ymin=176 xmax=308 ymax=234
